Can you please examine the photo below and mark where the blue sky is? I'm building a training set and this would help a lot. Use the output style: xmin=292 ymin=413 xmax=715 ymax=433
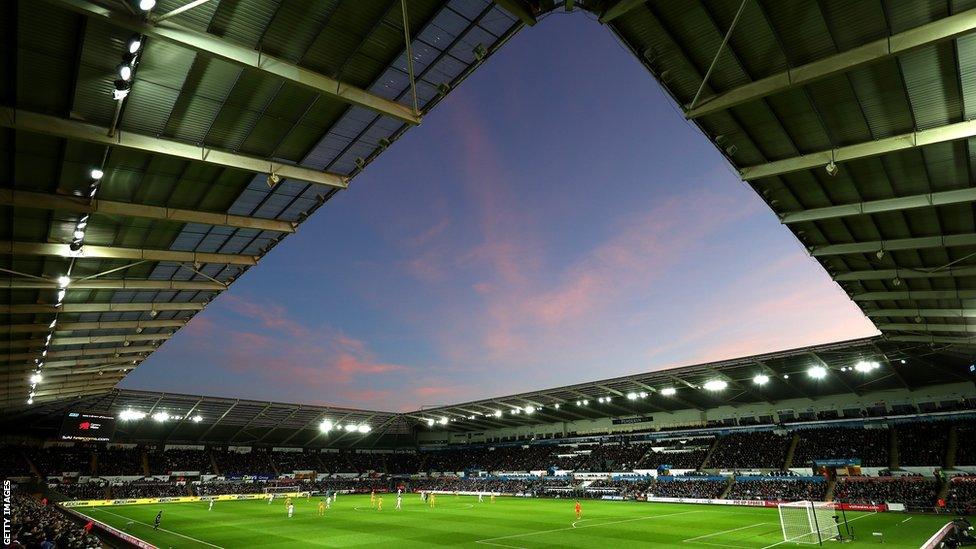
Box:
xmin=122 ymin=13 xmax=876 ymax=411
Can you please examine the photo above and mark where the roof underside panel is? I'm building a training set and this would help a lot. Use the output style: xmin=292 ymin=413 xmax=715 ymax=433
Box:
xmin=1 ymin=0 xmax=521 ymax=409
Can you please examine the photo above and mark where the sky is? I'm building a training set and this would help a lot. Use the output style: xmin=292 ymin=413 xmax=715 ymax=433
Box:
xmin=121 ymin=12 xmax=878 ymax=411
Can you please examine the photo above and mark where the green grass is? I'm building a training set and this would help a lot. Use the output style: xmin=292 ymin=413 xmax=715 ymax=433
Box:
xmin=74 ymin=494 xmax=949 ymax=548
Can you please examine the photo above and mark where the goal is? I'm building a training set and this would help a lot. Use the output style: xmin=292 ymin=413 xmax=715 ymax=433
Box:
xmin=778 ymin=500 xmax=841 ymax=545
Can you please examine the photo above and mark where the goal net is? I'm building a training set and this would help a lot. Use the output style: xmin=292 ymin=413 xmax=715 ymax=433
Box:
xmin=778 ymin=500 xmax=840 ymax=544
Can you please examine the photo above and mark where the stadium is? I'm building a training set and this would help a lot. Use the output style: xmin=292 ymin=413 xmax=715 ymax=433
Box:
xmin=3 ymin=0 xmax=976 ymax=547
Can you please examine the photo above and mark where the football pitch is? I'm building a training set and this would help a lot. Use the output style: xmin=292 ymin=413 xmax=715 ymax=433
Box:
xmin=74 ymin=495 xmax=949 ymax=548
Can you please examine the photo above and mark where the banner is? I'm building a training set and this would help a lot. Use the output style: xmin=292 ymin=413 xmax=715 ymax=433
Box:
xmin=60 ymin=492 xmax=305 ymax=508
xmin=643 ymin=497 xmax=888 ymax=512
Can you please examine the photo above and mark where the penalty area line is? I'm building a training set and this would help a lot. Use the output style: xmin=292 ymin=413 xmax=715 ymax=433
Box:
xmin=89 ymin=508 xmax=224 ymax=548
xmin=683 ymin=522 xmax=768 ymax=542
xmin=475 ymin=510 xmax=701 ymax=546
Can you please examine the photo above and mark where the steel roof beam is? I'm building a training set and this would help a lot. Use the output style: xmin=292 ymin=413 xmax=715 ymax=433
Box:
xmin=599 ymin=0 xmax=646 ymax=24
xmin=811 ymin=233 xmax=976 ymax=257
xmin=834 ymin=266 xmax=976 ymax=282
xmin=0 ymin=332 xmax=172 ymax=349
xmin=854 ymin=289 xmax=976 ymax=301
xmin=7 ymin=320 xmax=185 ymax=334
xmin=0 ymin=240 xmax=257 ymax=266
xmin=878 ymin=323 xmax=976 ymax=333
xmin=887 ymin=335 xmax=976 ymax=345
xmin=42 ymin=0 xmax=420 ymax=125
xmin=686 ymin=8 xmax=976 ymax=119
xmin=741 ymin=118 xmax=976 ymax=180
xmin=0 ymin=345 xmax=157 ymax=363
xmin=0 ymin=189 xmax=296 ymax=233
xmin=781 ymin=188 xmax=976 ymax=224
xmin=0 ymin=108 xmax=348 ymax=189
xmin=19 ymin=356 xmax=145 ymax=369
xmin=865 ymin=308 xmax=976 ymax=318
xmin=1 ymin=279 xmax=225 ymax=291
xmin=1 ymin=302 xmax=204 ymax=314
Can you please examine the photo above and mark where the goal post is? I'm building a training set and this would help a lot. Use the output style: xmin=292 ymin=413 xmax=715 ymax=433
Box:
xmin=778 ymin=500 xmax=841 ymax=545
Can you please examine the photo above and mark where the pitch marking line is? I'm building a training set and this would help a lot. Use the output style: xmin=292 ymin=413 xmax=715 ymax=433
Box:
xmin=901 ymin=517 xmax=912 ymax=523
xmin=759 ymin=511 xmax=877 ymax=549
xmin=683 ymin=522 xmax=769 ymax=543
xmin=89 ymin=508 xmax=224 ymax=549
xmin=475 ymin=510 xmax=701 ymax=548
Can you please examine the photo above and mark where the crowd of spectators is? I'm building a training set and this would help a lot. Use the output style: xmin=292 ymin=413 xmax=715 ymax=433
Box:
xmin=639 ymin=449 xmax=707 ymax=470
xmin=307 ymin=478 xmax=388 ymax=493
xmin=25 ymin=446 xmax=93 ymax=476
xmin=213 ymin=449 xmax=274 ymax=476
xmin=51 ymin=482 xmax=106 ymax=500
xmin=896 ymin=422 xmax=948 ymax=466
xmin=386 ymin=453 xmax=422 ymax=474
xmin=792 ymin=427 xmax=889 ymax=467
xmin=195 ymin=482 xmax=266 ymax=496
xmin=955 ymin=425 xmax=976 ymax=466
xmin=421 ymin=445 xmax=557 ymax=473
xmin=111 ymin=480 xmax=189 ymax=498
xmin=587 ymin=478 xmax=654 ymax=498
xmin=9 ymin=494 xmax=102 ymax=548
xmin=834 ymin=477 xmax=938 ymax=509
xmin=707 ymin=432 xmax=790 ymax=468
xmin=726 ymin=479 xmax=826 ymax=502
xmin=409 ymin=477 xmax=536 ymax=494
xmin=947 ymin=478 xmax=976 ymax=514
xmin=648 ymin=479 xmax=726 ymax=499
xmin=147 ymin=448 xmax=213 ymax=474
xmin=271 ymin=451 xmax=321 ymax=473
xmin=318 ymin=451 xmax=359 ymax=473
xmin=577 ymin=444 xmax=649 ymax=472
xmin=94 ymin=447 xmax=144 ymax=476
xmin=0 ymin=445 xmax=33 ymax=477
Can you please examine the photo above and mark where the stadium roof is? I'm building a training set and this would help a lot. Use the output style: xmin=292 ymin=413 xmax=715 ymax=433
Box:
xmin=5 ymin=0 xmax=976 ymax=413
xmin=408 ymin=336 xmax=975 ymax=432
xmin=1 ymin=0 xmax=521 ymax=408
xmin=2 ymin=335 xmax=971 ymax=444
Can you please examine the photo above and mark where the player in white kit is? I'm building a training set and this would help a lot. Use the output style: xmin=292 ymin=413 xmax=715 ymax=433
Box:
xmin=287 ymin=502 xmax=294 ymax=518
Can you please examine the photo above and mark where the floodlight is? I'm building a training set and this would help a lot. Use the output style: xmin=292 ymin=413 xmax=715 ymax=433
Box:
xmin=660 ymin=387 xmax=676 ymax=396
xmin=493 ymin=410 xmax=502 ymax=418
xmin=27 ymin=398 xmax=33 ymax=405
xmin=576 ymin=400 xmax=582 ymax=406
xmin=753 ymin=374 xmax=769 ymax=386
xmin=582 ymin=399 xmax=589 ymax=405
xmin=524 ymin=406 xmax=536 ymax=414
xmin=29 ymin=373 xmax=42 ymax=384
xmin=358 ymin=424 xmax=371 ymax=433
xmin=127 ymin=36 xmax=142 ymax=54
xmin=57 ymin=289 xmax=66 ymax=302
xmin=702 ymin=380 xmax=728 ymax=392
xmin=639 ymin=392 xmax=648 ymax=398
xmin=90 ymin=168 xmax=104 ymax=180
xmin=152 ymin=412 xmax=170 ymax=422
xmin=118 ymin=64 xmax=133 ymax=81
xmin=138 ymin=0 xmax=156 ymax=10
xmin=627 ymin=392 xmax=637 ymax=400
xmin=438 ymin=417 xmax=448 ymax=425
xmin=191 ymin=415 xmax=203 ymax=423
xmin=783 ymin=374 xmax=790 ymax=379
xmin=426 ymin=418 xmax=434 ymax=427
xmin=807 ymin=365 xmax=828 ymax=379
xmin=854 ymin=361 xmax=880 ymax=373
xmin=57 ymin=276 xmax=71 ymax=288
xmin=554 ymin=403 xmax=560 ymax=409
xmin=319 ymin=420 xmax=333 ymax=432
xmin=825 ymin=161 xmax=838 ymax=176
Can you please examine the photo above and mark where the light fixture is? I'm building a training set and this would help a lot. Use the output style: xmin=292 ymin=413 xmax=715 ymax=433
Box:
xmin=344 ymin=424 xmax=356 ymax=431
xmin=118 ymin=64 xmax=133 ymax=81
xmin=138 ymin=0 xmax=156 ymax=11
xmin=426 ymin=418 xmax=434 ymax=427
xmin=27 ymin=398 xmax=33 ymax=405
xmin=627 ymin=392 xmax=638 ymax=400
xmin=57 ymin=276 xmax=71 ymax=288
xmin=319 ymin=420 xmax=333 ymax=432
xmin=438 ymin=417 xmax=448 ymax=425
xmin=152 ymin=411 xmax=170 ymax=422
xmin=753 ymin=374 xmax=769 ymax=386
xmin=783 ymin=374 xmax=790 ymax=379
xmin=576 ymin=400 xmax=582 ymax=406
xmin=119 ymin=409 xmax=146 ymax=421
xmin=639 ymin=391 xmax=648 ymax=398
xmin=825 ymin=160 xmax=838 ymax=176
xmin=702 ymin=379 xmax=728 ymax=392
xmin=582 ymin=399 xmax=589 ymax=406
xmin=554 ymin=403 xmax=561 ymax=409
xmin=29 ymin=373 xmax=42 ymax=384
xmin=493 ymin=410 xmax=502 ymax=418
xmin=127 ymin=36 xmax=142 ymax=54
xmin=524 ymin=405 xmax=536 ymax=414
xmin=807 ymin=365 xmax=828 ymax=379
xmin=854 ymin=361 xmax=880 ymax=373
xmin=57 ymin=289 xmax=66 ymax=302
xmin=90 ymin=168 xmax=104 ymax=180
xmin=191 ymin=415 xmax=203 ymax=423
xmin=357 ymin=424 xmax=371 ymax=433
xmin=660 ymin=387 xmax=677 ymax=396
